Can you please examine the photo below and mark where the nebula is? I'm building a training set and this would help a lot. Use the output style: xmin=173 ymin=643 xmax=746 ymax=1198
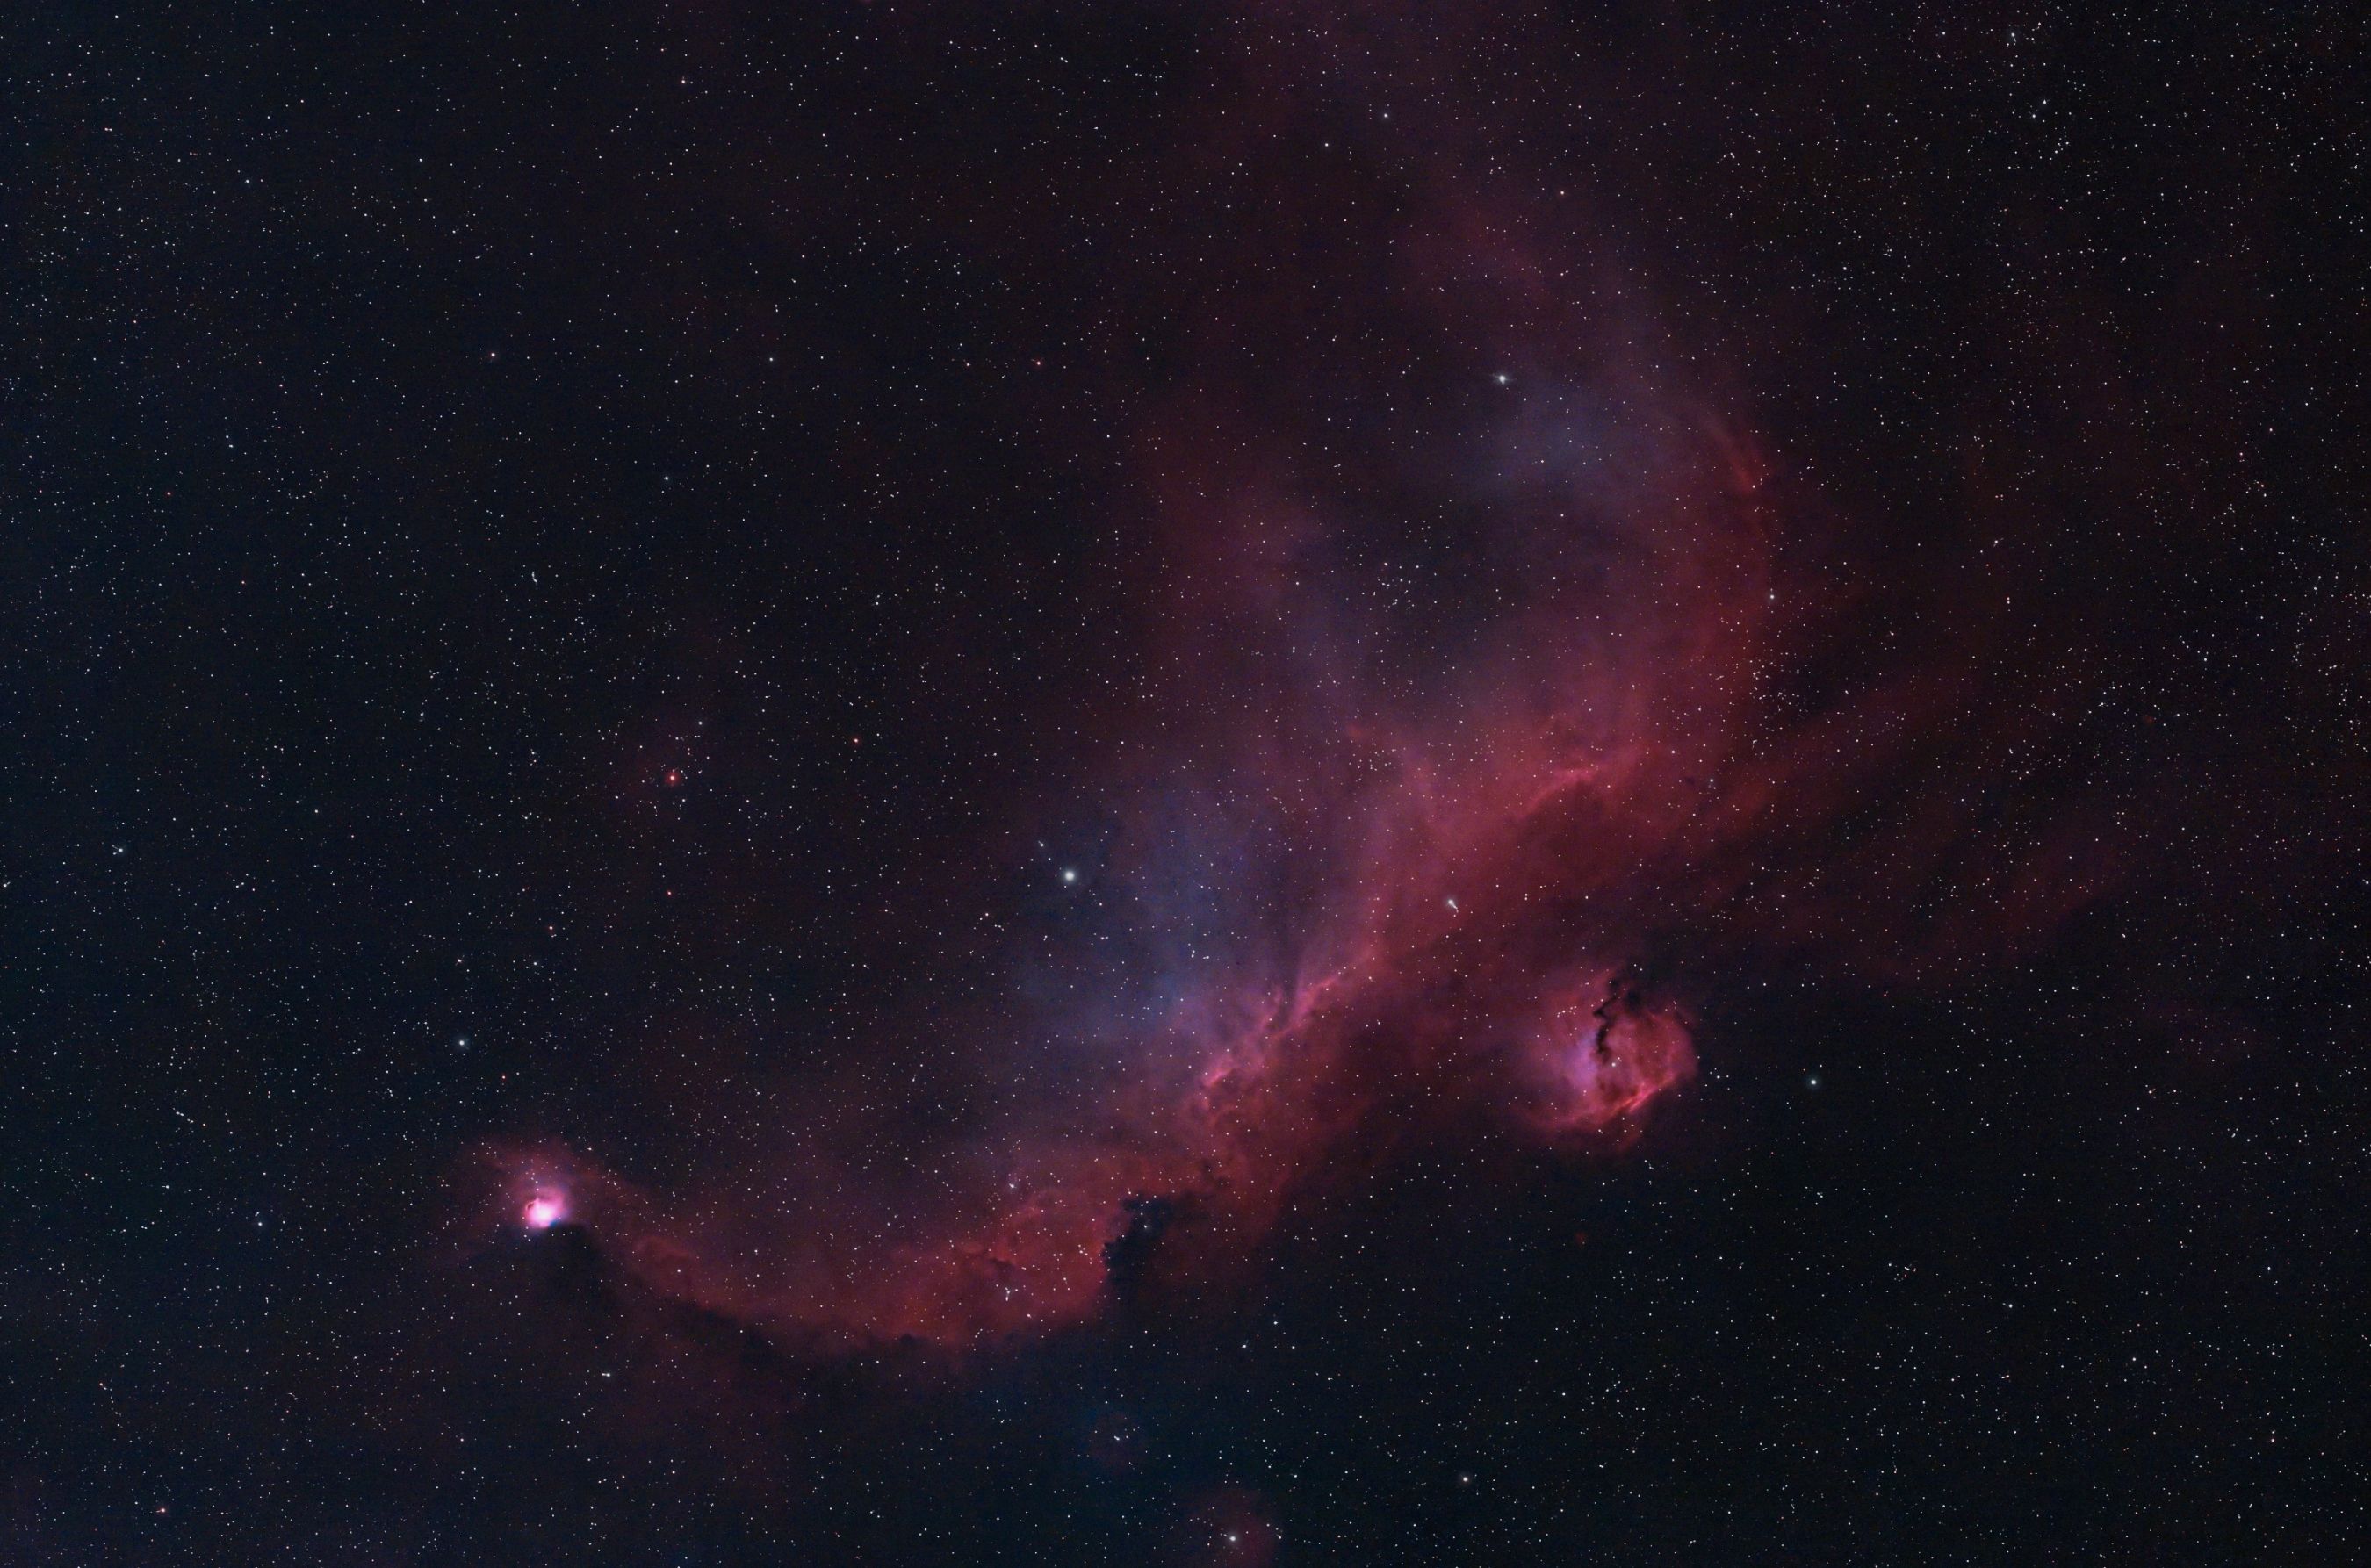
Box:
xmin=453 ymin=13 xmax=2181 ymax=1369
xmin=20 ymin=0 xmax=2351 ymax=1559
xmin=467 ymin=278 xmax=1788 ymax=1346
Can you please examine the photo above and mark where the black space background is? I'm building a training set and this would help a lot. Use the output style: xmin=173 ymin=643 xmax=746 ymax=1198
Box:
xmin=6 ymin=3 xmax=2367 ymax=1564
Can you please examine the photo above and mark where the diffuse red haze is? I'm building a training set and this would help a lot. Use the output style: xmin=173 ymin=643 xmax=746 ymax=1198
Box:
xmin=475 ymin=762 xmax=1710 ymax=1345
xmin=467 ymin=385 xmax=1773 ymax=1346
xmin=457 ymin=119 xmax=1840 ymax=1343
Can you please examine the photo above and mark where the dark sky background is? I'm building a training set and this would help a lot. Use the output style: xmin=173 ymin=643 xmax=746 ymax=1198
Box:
xmin=7 ymin=2 xmax=2367 ymax=1564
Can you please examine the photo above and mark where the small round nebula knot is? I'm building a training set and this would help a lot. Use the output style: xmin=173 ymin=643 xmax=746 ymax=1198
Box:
xmin=1527 ymin=975 xmax=1695 ymax=1134
xmin=522 ymin=1192 xmax=567 ymax=1230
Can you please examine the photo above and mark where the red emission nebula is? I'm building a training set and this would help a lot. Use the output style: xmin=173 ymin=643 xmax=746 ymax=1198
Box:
xmin=19 ymin=0 xmax=2351 ymax=1557
xmin=460 ymin=166 xmax=2109 ymax=1356
xmin=469 ymin=365 xmax=1770 ymax=1347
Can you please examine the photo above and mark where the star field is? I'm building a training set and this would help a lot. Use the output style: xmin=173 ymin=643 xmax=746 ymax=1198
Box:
xmin=6 ymin=3 xmax=2367 ymax=1564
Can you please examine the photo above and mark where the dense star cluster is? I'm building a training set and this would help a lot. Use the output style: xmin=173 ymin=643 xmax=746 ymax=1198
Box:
xmin=8 ymin=2 xmax=2367 ymax=1564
